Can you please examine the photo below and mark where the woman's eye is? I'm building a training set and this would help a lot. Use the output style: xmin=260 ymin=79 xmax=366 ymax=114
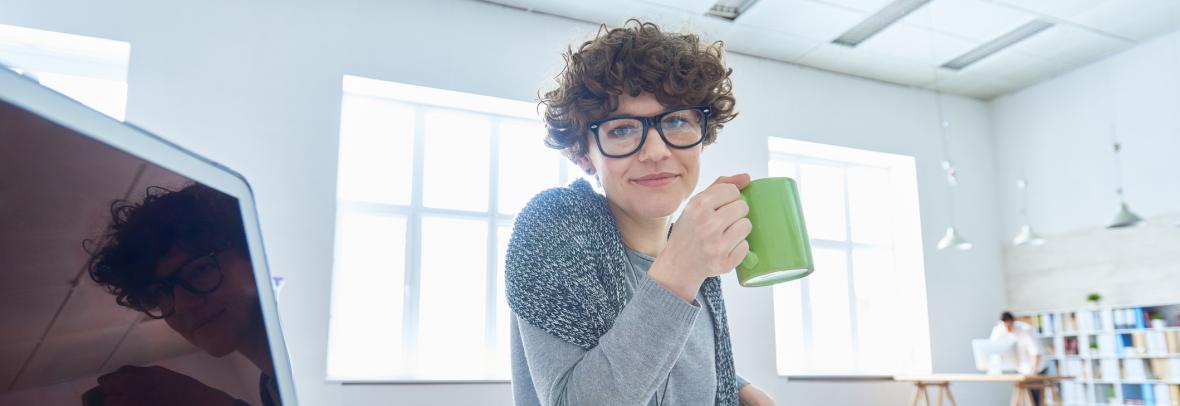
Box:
xmin=197 ymin=263 xmax=217 ymax=274
xmin=608 ymin=126 xmax=638 ymax=137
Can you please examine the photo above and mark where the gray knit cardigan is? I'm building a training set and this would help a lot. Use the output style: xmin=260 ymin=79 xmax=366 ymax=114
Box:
xmin=505 ymin=178 xmax=738 ymax=406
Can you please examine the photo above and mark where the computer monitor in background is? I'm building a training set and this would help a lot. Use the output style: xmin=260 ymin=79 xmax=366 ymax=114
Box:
xmin=0 ymin=67 xmax=296 ymax=405
xmin=973 ymin=338 xmax=1018 ymax=375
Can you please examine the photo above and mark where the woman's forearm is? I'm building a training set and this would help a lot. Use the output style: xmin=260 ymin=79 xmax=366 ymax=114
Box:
xmin=517 ymin=276 xmax=702 ymax=405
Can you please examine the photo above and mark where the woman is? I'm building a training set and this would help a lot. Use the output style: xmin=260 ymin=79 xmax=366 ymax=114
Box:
xmin=506 ymin=20 xmax=776 ymax=406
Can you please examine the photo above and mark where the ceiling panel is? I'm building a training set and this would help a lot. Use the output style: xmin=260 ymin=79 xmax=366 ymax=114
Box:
xmin=935 ymin=72 xmax=1021 ymax=99
xmin=13 ymin=326 xmax=125 ymax=390
xmin=993 ymin=0 xmax=1107 ymax=20
xmin=796 ymin=43 xmax=879 ymax=77
xmin=855 ymin=23 xmax=979 ymax=65
xmin=815 ymin=0 xmax=896 ymax=13
xmin=50 ymin=282 xmax=141 ymax=337
xmin=902 ymin=0 xmax=1037 ymax=42
xmin=955 ymin=49 xmax=1066 ymax=87
xmin=739 ymin=0 xmax=868 ymax=42
xmin=1007 ymin=24 xmax=1131 ymax=67
xmin=478 ymin=0 xmax=1180 ymax=100
xmin=0 ymin=340 xmax=38 ymax=391
xmin=0 ymin=286 xmax=64 ymax=343
xmin=1072 ymin=0 xmax=1180 ymax=41
xmin=857 ymin=57 xmax=941 ymax=86
xmin=487 ymin=0 xmax=545 ymax=11
xmin=729 ymin=23 xmax=819 ymax=62
xmin=640 ymin=0 xmax=717 ymax=15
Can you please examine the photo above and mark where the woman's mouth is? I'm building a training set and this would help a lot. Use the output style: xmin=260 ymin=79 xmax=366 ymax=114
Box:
xmin=632 ymin=173 xmax=679 ymax=188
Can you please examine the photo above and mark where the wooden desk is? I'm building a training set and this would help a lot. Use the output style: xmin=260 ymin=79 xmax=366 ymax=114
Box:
xmin=893 ymin=374 xmax=1071 ymax=406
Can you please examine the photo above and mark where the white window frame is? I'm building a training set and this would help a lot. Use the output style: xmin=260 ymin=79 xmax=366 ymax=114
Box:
xmin=328 ymin=75 xmax=580 ymax=382
xmin=768 ymin=137 xmax=932 ymax=377
xmin=0 ymin=23 xmax=130 ymax=120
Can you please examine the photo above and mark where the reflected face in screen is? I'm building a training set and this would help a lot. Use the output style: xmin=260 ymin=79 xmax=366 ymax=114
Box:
xmin=155 ymin=246 xmax=262 ymax=357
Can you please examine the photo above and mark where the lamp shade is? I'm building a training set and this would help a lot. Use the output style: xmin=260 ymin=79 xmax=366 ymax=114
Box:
xmin=1011 ymin=224 xmax=1046 ymax=246
xmin=937 ymin=226 xmax=973 ymax=251
xmin=1107 ymin=202 xmax=1144 ymax=228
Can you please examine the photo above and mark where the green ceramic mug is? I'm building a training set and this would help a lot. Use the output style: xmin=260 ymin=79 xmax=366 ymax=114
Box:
xmin=736 ymin=177 xmax=814 ymax=287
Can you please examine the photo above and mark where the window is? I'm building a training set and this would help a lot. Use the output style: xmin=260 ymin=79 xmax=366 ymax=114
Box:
xmin=768 ymin=137 xmax=931 ymax=376
xmin=0 ymin=24 xmax=130 ymax=120
xmin=327 ymin=75 xmax=589 ymax=381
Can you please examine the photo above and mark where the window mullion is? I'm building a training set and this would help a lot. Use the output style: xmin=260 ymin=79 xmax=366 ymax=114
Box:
xmin=841 ymin=166 xmax=861 ymax=372
xmin=403 ymin=105 xmax=427 ymax=372
xmin=795 ymin=162 xmax=816 ymax=372
xmin=485 ymin=116 xmax=501 ymax=374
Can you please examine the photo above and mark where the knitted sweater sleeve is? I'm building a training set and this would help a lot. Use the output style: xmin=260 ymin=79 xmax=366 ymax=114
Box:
xmin=515 ymin=275 xmax=701 ymax=405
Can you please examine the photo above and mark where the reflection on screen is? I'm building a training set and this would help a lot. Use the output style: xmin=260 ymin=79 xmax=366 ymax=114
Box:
xmin=0 ymin=99 xmax=281 ymax=406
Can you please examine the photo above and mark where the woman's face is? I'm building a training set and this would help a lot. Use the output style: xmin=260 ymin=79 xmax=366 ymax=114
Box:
xmin=155 ymin=246 xmax=262 ymax=357
xmin=577 ymin=92 xmax=702 ymax=221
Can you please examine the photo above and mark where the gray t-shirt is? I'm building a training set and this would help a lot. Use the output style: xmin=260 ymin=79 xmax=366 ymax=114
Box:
xmin=510 ymin=247 xmax=748 ymax=405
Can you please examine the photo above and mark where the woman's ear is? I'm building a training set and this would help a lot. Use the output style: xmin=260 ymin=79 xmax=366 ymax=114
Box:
xmin=574 ymin=154 xmax=596 ymax=175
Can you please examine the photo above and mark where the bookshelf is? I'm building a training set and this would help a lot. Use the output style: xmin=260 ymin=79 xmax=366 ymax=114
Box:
xmin=1017 ymin=303 xmax=1180 ymax=406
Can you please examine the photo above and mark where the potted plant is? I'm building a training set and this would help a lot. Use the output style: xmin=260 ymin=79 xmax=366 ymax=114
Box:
xmin=1086 ymin=293 xmax=1102 ymax=308
xmin=1151 ymin=313 xmax=1167 ymax=329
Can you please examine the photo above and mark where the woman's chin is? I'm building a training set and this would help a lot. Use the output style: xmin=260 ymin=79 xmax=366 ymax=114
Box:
xmin=629 ymin=199 xmax=682 ymax=219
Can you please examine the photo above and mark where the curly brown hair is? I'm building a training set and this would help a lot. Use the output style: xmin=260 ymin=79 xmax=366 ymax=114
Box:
xmin=86 ymin=184 xmax=248 ymax=313
xmin=541 ymin=19 xmax=737 ymax=160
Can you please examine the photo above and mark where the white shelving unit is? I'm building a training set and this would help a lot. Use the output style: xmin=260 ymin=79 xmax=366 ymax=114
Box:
xmin=1017 ymin=303 xmax=1180 ymax=406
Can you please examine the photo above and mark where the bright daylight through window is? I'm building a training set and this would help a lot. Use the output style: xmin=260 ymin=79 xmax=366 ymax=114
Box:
xmin=327 ymin=75 xmax=590 ymax=381
xmin=0 ymin=24 xmax=129 ymax=120
xmin=768 ymin=137 xmax=932 ymax=377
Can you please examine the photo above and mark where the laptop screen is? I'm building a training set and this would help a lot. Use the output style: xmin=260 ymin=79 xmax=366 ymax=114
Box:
xmin=0 ymin=70 xmax=295 ymax=406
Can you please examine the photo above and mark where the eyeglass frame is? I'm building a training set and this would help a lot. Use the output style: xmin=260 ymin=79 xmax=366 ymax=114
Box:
xmin=136 ymin=250 xmax=226 ymax=319
xmin=586 ymin=106 xmax=711 ymax=158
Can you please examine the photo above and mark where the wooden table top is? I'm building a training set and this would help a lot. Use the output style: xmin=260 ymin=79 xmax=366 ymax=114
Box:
xmin=893 ymin=374 xmax=1072 ymax=383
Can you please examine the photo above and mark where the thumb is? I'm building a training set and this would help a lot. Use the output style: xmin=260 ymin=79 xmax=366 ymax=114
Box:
xmin=712 ymin=173 xmax=751 ymax=190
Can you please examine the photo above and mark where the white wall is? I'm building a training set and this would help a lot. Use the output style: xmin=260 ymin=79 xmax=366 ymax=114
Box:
xmin=992 ymin=29 xmax=1180 ymax=311
xmin=992 ymin=30 xmax=1180 ymax=236
xmin=0 ymin=0 xmax=1010 ymax=404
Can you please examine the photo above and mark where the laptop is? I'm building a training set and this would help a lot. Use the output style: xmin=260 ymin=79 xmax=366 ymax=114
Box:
xmin=0 ymin=67 xmax=296 ymax=405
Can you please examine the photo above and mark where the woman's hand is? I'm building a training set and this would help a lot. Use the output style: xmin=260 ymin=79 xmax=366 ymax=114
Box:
xmin=649 ymin=173 xmax=752 ymax=302
xmin=739 ymin=383 xmax=776 ymax=406
xmin=96 ymin=365 xmax=239 ymax=406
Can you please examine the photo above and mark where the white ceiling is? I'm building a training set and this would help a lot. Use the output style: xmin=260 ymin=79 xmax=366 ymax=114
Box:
xmin=486 ymin=0 xmax=1180 ymax=99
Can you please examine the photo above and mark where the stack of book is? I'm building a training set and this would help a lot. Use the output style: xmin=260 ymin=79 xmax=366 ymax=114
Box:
xmin=1126 ymin=358 xmax=1149 ymax=381
xmin=1153 ymin=384 xmax=1180 ymax=406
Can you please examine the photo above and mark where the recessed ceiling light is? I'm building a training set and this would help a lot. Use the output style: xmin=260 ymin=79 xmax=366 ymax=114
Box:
xmin=706 ymin=0 xmax=760 ymax=21
xmin=831 ymin=0 xmax=932 ymax=47
xmin=942 ymin=20 xmax=1054 ymax=70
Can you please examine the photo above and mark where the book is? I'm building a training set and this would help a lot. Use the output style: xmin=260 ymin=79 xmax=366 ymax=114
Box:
xmin=1148 ymin=331 xmax=1168 ymax=356
xmin=1151 ymin=359 xmax=1172 ymax=381
xmin=1154 ymin=384 xmax=1172 ymax=406
xmin=1127 ymin=358 xmax=1149 ymax=381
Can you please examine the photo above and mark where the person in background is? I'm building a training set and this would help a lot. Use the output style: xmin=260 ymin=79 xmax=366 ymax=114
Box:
xmin=506 ymin=19 xmax=775 ymax=406
xmin=86 ymin=184 xmax=280 ymax=406
xmin=991 ymin=311 xmax=1047 ymax=405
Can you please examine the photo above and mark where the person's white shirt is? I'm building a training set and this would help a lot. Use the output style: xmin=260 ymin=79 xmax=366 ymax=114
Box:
xmin=990 ymin=320 xmax=1044 ymax=374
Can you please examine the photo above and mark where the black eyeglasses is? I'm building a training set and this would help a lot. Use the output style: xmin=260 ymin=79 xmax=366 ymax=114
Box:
xmin=587 ymin=106 xmax=710 ymax=158
xmin=134 ymin=251 xmax=225 ymax=319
